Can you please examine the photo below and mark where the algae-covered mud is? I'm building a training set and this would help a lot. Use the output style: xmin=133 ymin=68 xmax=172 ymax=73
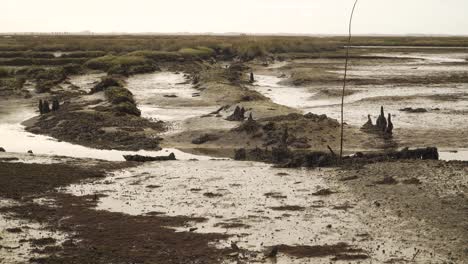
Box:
xmin=0 ymin=35 xmax=467 ymax=263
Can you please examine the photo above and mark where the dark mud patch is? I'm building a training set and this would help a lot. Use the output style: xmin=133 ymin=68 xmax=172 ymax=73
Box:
xmin=402 ymin=177 xmax=422 ymax=185
xmin=30 ymin=237 xmax=57 ymax=247
xmin=0 ymin=162 xmax=122 ymax=199
xmin=264 ymin=192 xmax=287 ymax=199
xmin=277 ymin=242 xmax=367 ymax=258
xmin=203 ymin=192 xmax=223 ymax=198
xmin=0 ymin=161 xmax=232 ymax=263
xmin=269 ymin=205 xmax=305 ymax=211
xmin=214 ymin=222 xmax=251 ymax=229
xmin=312 ymin=188 xmax=335 ymax=196
xmin=1 ymin=193 xmax=229 ymax=264
xmin=375 ymin=176 xmax=398 ymax=185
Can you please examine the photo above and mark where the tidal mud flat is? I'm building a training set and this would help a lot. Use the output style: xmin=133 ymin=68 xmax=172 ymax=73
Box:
xmin=0 ymin=36 xmax=467 ymax=263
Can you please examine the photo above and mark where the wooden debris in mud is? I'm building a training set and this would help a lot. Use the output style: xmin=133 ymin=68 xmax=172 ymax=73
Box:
xmin=123 ymin=153 xmax=176 ymax=162
xmin=234 ymin=146 xmax=439 ymax=168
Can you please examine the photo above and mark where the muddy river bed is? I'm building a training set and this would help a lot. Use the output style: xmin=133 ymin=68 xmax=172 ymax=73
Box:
xmin=0 ymin=49 xmax=467 ymax=263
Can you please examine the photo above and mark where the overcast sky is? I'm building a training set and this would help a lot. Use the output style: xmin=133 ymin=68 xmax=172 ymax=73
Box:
xmin=1 ymin=0 xmax=467 ymax=35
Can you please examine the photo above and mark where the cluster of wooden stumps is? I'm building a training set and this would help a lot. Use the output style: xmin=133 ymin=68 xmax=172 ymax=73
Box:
xmin=38 ymin=98 xmax=60 ymax=115
xmin=361 ymin=106 xmax=393 ymax=137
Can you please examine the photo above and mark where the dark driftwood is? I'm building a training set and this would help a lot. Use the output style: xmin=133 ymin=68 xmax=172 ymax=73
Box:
xmin=234 ymin=147 xmax=439 ymax=168
xmin=123 ymin=153 xmax=176 ymax=162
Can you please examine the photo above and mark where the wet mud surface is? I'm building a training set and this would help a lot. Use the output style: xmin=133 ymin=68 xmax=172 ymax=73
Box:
xmin=0 ymin=46 xmax=467 ymax=263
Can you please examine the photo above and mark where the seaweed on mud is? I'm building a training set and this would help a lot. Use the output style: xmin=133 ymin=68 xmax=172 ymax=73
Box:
xmin=277 ymin=242 xmax=366 ymax=258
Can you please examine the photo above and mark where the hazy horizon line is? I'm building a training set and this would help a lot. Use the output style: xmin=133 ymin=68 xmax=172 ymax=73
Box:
xmin=1 ymin=32 xmax=468 ymax=37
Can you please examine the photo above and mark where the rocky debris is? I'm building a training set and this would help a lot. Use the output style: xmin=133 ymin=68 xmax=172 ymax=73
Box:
xmin=400 ymin=107 xmax=428 ymax=113
xmin=265 ymin=246 xmax=278 ymax=258
xmin=123 ymin=153 xmax=176 ymax=162
xmin=0 ymin=147 xmax=5 ymax=152
xmin=339 ymin=175 xmax=358 ymax=181
xmin=375 ymin=176 xmax=398 ymax=185
xmin=281 ymin=151 xmax=336 ymax=168
xmin=226 ymin=106 xmax=246 ymax=121
xmin=203 ymin=192 xmax=223 ymax=198
xmin=361 ymin=106 xmax=393 ymax=136
xmin=233 ymin=146 xmax=335 ymax=168
xmin=231 ymin=113 xmax=261 ymax=134
xmin=234 ymin=148 xmax=247 ymax=160
xmin=312 ymin=188 xmax=335 ymax=196
xmin=402 ymin=177 xmax=422 ymax=185
xmin=191 ymin=133 xmax=220 ymax=144
xmin=346 ymin=147 xmax=439 ymax=162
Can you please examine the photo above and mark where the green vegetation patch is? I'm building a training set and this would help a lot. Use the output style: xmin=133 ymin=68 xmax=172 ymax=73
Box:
xmin=85 ymin=55 xmax=150 ymax=70
xmin=84 ymin=55 xmax=157 ymax=75
xmin=104 ymin=85 xmax=141 ymax=116
xmin=104 ymin=86 xmax=135 ymax=105
xmin=178 ymin=46 xmax=215 ymax=58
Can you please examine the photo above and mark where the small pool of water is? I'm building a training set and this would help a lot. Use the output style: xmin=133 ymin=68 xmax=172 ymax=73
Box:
xmin=127 ymin=72 xmax=214 ymax=122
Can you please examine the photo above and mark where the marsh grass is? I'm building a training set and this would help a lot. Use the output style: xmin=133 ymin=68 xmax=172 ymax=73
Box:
xmin=2 ymin=35 xmax=466 ymax=56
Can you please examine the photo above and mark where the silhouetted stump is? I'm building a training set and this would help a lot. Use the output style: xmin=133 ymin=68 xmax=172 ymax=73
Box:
xmin=234 ymin=148 xmax=247 ymax=160
xmin=361 ymin=106 xmax=393 ymax=137
xmin=39 ymin=100 xmax=44 ymax=115
xmin=52 ymin=98 xmax=60 ymax=111
xmin=226 ymin=106 xmax=246 ymax=121
xmin=249 ymin=72 xmax=255 ymax=83
xmin=42 ymin=101 xmax=50 ymax=114
xmin=376 ymin=106 xmax=387 ymax=132
xmin=385 ymin=113 xmax=393 ymax=135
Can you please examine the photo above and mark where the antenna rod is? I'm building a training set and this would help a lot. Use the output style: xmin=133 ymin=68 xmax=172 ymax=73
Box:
xmin=340 ymin=0 xmax=359 ymax=160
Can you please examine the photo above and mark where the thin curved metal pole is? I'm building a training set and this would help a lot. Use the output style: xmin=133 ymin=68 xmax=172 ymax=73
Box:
xmin=340 ymin=0 xmax=359 ymax=160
